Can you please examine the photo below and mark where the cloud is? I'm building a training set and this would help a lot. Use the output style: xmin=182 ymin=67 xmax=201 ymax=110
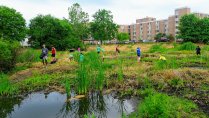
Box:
xmin=1 ymin=0 xmax=209 ymax=25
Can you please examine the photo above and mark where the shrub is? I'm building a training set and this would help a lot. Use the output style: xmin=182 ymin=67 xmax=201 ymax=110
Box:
xmin=0 ymin=40 xmax=20 ymax=72
xmin=136 ymin=93 xmax=197 ymax=118
xmin=178 ymin=42 xmax=196 ymax=50
xmin=149 ymin=44 xmax=166 ymax=53
xmin=17 ymin=48 xmax=40 ymax=63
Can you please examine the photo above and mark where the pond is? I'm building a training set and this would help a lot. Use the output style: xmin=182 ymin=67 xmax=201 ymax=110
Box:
xmin=1 ymin=92 xmax=138 ymax=118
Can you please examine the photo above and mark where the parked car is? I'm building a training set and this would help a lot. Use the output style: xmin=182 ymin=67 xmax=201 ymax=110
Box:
xmin=156 ymin=37 xmax=169 ymax=42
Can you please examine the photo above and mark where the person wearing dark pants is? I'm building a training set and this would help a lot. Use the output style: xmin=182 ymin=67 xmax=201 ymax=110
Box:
xmin=196 ymin=46 xmax=201 ymax=55
xmin=41 ymin=44 xmax=48 ymax=66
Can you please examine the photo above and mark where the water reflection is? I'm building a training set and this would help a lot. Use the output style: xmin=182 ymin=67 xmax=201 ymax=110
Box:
xmin=56 ymin=91 xmax=107 ymax=118
xmin=3 ymin=92 xmax=137 ymax=118
xmin=0 ymin=97 xmax=23 ymax=118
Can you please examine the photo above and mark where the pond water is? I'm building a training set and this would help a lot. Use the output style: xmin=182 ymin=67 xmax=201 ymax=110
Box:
xmin=1 ymin=92 xmax=138 ymax=118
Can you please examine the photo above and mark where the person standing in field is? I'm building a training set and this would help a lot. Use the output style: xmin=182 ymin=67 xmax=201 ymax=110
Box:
xmin=97 ymin=45 xmax=101 ymax=54
xmin=79 ymin=53 xmax=84 ymax=62
xmin=51 ymin=46 xmax=56 ymax=61
xmin=136 ymin=47 xmax=141 ymax=63
xmin=42 ymin=44 xmax=48 ymax=66
xmin=196 ymin=46 xmax=201 ymax=55
xmin=116 ymin=45 xmax=120 ymax=55
xmin=78 ymin=47 xmax=81 ymax=52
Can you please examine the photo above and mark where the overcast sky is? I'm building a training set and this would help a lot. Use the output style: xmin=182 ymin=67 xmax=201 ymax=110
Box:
xmin=1 ymin=0 xmax=209 ymax=25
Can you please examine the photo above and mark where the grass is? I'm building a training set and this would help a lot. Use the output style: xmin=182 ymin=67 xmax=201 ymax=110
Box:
xmin=130 ymin=92 xmax=199 ymax=118
xmin=0 ymin=73 xmax=19 ymax=96
xmin=178 ymin=42 xmax=196 ymax=51
xmin=149 ymin=44 xmax=167 ymax=53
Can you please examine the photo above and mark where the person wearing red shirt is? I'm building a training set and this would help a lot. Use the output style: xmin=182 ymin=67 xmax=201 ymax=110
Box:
xmin=51 ymin=46 xmax=56 ymax=61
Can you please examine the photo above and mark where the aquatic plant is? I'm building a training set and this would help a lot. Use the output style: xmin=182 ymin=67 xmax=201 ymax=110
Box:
xmin=65 ymin=80 xmax=71 ymax=98
xmin=77 ymin=63 xmax=89 ymax=94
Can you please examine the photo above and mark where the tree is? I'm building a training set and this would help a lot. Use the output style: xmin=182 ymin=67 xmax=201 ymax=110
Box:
xmin=154 ymin=33 xmax=166 ymax=40
xmin=90 ymin=9 xmax=118 ymax=44
xmin=117 ymin=33 xmax=130 ymax=41
xmin=28 ymin=15 xmax=82 ymax=50
xmin=177 ymin=14 xmax=199 ymax=43
xmin=177 ymin=14 xmax=209 ymax=43
xmin=166 ymin=34 xmax=175 ymax=42
xmin=68 ymin=3 xmax=90 ymax=40
xmin=0 ymin=6 xmax=26 ymax=41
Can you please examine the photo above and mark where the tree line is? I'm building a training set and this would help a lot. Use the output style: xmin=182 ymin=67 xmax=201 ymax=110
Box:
xmin=0 ymin=3 xmax=119 ymax=51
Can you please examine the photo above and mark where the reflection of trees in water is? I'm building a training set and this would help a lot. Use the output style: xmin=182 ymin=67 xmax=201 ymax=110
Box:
xmin=116 ymin=98 xmax=127 ymax=117
xmin=0 ymin=97 xmax=23 ymax=118
xmin=56 ymin=91 xmax=107 ymax=118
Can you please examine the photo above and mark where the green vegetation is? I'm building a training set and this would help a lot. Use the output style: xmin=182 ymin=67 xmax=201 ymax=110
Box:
xmin=178 ymin=14 xmax=209 ymax=43
xmin=65 ymin=80 xmax=71 ymax=98
xmin=68 ymin=3 xmax=90 ymax=41
xmin=117 ymin=32 xmax=130 ymax=41
xmin=130 ymin=92 xmax=198 ymax=118
xmin=17 ymin=48 xmax=40 ymax=63
xmin=90 ymin=9 xmax=118 ymax=43
xmin=28 ymin=15 xmax=82 ymax=50
xmin=76 ymin=51 xmax=106 ymax=94
xmin=0 ymin=73 xmax=19 ymax=96
xmin=178 ymin=42 xmax=196 ymax=51
xmin=0 ymin=40 xmax=21 ymax=72
xmin=0 ymin=43 xmax=208 ymax=117
xmin=0 ymin=6 xmax=26 ymax=41
xmin=149 ymin=44 xmax=166 ymax=53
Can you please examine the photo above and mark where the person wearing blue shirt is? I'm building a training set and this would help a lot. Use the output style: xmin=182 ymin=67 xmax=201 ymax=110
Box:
xmin=136 ymin=47 xmax=141 ymax=62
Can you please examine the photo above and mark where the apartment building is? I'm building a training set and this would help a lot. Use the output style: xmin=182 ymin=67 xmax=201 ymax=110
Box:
xmin=119 ymin=7 xmax=209 ymax=40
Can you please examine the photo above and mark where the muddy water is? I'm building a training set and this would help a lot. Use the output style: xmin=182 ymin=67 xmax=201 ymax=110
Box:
xmin=1 ymin=92 xmax=138 ymax=118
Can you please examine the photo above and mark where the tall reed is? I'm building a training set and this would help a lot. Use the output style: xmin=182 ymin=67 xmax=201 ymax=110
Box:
xmin=65 ymin=80 xmax=71 ymax=98
xmin=117 ymin=59 xmax=123 ymax=81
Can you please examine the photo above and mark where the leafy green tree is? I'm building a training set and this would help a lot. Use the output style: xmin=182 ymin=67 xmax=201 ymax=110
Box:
xmin=68 ymin=3 xmax=90 ymax=40
xmin=177 ymin=14 xmax=209 ymax=43
xmin=0 ymin=6 xmax=26 ymax=41
xmin=117 ymin=33 xmax=130 ymax=41
xmin=28 ymin=15 xmax=82 ymax=50
xmin=154 ymin=33 xmax=166 ymax=40
xmin=178 ymin=14 xmax=199 ymax=42
xmin=90 ymin=9 xmax=118 ymax=44
xmin=196 ymin=18 xmax=209 ymax=43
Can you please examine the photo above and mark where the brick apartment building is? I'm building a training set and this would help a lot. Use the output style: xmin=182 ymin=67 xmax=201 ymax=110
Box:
xmin=119 ymin=7 xmax=209 ymax=41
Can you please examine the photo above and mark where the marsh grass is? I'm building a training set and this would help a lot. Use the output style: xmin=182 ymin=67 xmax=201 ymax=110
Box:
xmin=75 ymin=51 xmax=107 ymax=94
xmin=19 ymin=74 xmax=53 ymax=91
xmin=135 ymin=93 xmax=198 ymax=118
xmin=17 ymin=48 xmax=40 ymax=63
xmin=77 ymin=63 xmax=89 ymax=94
xmin=149 ymin=44 xmax=167 ymax=53
xmin=154 ymin=57 xmax=179 ymax=70
xmin=178 ymin=42 xmax=196 ymax=51
xmin=0 ymin=73 xmax=19 ymax=96
xmin=117 ymin=59 xmax=124 ymax=81
xmin=65 ymin=80 xmax=71 ymax=98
